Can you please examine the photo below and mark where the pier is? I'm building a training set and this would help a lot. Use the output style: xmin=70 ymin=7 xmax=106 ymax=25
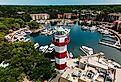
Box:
xmin=99 ymin=40 xmax=121 ymax=50
xmin=102 ymin=38 xmax=116 ymax=42
xmin=98 ymin=26 xmax=121 ymax=50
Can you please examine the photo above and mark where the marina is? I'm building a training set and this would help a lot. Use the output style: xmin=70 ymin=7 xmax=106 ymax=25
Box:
xmin=28 ymin=24 xmax=121 ymax=65
xmin=5 ymin=28 xmax=32 ymax=42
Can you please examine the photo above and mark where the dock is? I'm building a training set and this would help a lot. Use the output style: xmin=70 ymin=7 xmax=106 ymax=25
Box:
xmin=99 ymin=40 xmax=121 ymax=50
xmin=102 ymin=38 xmax=116 ymax=42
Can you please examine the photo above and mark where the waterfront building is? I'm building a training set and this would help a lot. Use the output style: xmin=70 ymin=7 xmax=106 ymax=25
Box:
xmin=63 ymin=13 xmax=73 ymax=19
xmin=63 ymin=13 xmax=78 ymax=19
xmin=113 ymin=20 xmax=121 ymax=30
xmin=57 ymin=14 xmax=63 ymax=19
xmin=52 ymin=27 xmax=70 ymax=73
xmin=107 ymin=13 xmax=121 ymax=22
xmin=59 ymin=53 xmax=121 ymax=82
xmin=80 ymin=10 xmax=100 ymax=20
xmin=30 ymin=13 xmax=50 ymax=21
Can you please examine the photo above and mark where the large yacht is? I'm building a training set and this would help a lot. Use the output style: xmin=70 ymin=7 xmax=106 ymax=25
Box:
xmin=80 ymin=46 xmax=94 ymax=55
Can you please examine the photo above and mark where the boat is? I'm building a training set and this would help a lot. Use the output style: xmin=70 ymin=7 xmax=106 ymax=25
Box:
xmin=89 ymin=26 xmax=97 ymax=32
xmin=80 ymin=46 xmax=94 ymax=55
xmin=81 ymin=26 xmax=88 ymax=30
xmin=47 ymin=44 xmax=55 ymax=53
xmin=41 ymin=29 xmax=48 ymax=35
xmin=101 ymin=30 xmax=110 ymax=35
xmin=34 ymin=43 xmax=40 ymax=49
xmin=97 ymin=28 xmax=104 ymax=33
xmin=69 ymin=52 xmax=73 ymax=58
xmin=39 ymin=45 xmax=48 ymax=52
xmin=64 ymin=28 xmax=71 ymax=35
xmin=47 ymin=31 xmax=53 ymax=36
xmin=55 ymin=26 xmax=70 ymax=35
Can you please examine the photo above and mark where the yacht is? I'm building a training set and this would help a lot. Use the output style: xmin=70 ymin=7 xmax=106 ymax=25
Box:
xmin=80 ymin=46 xmax=94 ymax=55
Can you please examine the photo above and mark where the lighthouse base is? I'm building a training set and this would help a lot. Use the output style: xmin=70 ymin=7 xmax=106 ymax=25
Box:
xmin=55 ymin=67 xmax=68 ymax=74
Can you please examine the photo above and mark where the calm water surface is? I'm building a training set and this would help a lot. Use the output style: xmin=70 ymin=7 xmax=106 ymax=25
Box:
xmin=29 ymin=25 xmax=121 ymax=64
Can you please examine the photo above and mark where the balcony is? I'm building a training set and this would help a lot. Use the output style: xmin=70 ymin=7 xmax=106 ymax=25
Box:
xmin=52 ymin=38 xmax=70 ymax=46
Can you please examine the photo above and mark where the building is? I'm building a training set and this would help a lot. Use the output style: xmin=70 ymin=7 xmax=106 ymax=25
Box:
xmin=30 ymin=13 xmax=50 ymax=21
xmin=107 ymin=13 xmax=121 ymax=22
xmin=57 ymin=14 xmax=63 ymax=19
xmin=80 ymin=10 xmax=100 ymax=20
xmin=113 ymin=20 xmax=121 ymax=30
xmin=59 ymin=53 xmax=121 ymax=82
xmin=52 ymin=27 xmax=70 ymax=73
xmin=63 ymin=13 xmax=73 ymax=19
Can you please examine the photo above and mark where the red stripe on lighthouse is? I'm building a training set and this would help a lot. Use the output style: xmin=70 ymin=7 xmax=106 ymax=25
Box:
xmin=52 ymin=38 xmax=70 ymax=46
xmin=55 ymin=51 xmax=67 ymax=58
xmin=55 ymin=63 xmax=67 ymax=70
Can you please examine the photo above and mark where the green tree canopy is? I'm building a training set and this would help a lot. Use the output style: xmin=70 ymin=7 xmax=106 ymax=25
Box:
xmin=0 ymin=42 xmax=56 ymax=81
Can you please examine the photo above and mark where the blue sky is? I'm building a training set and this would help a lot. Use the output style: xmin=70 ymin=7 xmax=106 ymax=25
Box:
xmin=0 ymin=0 xmax=121 ymax=5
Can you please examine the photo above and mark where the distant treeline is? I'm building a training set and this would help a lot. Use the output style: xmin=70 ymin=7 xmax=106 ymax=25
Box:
xmin=1 ymin=5 xmax=121 ymax=21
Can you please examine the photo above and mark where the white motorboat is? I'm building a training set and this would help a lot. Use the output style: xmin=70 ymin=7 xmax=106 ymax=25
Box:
xmin=64 ymin=28 xmax=71 ymax=35
xmin=101 ymin=30 xmax=110 ymax=35
xmin=90 ymin=26 xmax=97 ymax=32
xmin=41 ymin=29 xmax=48 ymax=35
xmin=39 ymin=45 xmax=48 ymax=52
xmin=34 ymin=43 xmax=40 ymax=49
xmin=80 ymin=46 xmax=94 ymax=55
xmin=47 ymin=31 xmax=53 ymax=36
xmin=81 ymin=26 xmax=89 ymax=30
xmin=69 ymin=52 xmax=73 ymax=58
xmin=47 ymin=44 xmax=55 ymax=53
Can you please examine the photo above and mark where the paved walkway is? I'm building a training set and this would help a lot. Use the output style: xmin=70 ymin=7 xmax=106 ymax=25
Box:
xmin=115 ymin=68 xmax=121 ymax=82
xmin=50 ymin=74 xmax=61 ymax=82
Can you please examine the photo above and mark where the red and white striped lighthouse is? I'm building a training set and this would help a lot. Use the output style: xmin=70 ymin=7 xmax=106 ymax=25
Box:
xmin=52 ymin=27 xmax=70 ymax=73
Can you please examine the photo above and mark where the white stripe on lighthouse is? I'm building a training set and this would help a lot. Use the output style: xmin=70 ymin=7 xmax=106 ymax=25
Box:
xmin=55 ymin=57 xmax=66 ymax=64
xmin=54 ymin=45 xmax=67 ymax=53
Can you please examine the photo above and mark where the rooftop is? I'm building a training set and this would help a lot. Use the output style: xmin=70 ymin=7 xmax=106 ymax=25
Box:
xmin=113 ymin=20 xmax=121 ymax=24
xmin=30 ymin=13 xmax=49 ymax=16
xmin=59 ymin=54 xmax=121 ymax=82
xmin=108 ymin=13 xmax=121 ymax=16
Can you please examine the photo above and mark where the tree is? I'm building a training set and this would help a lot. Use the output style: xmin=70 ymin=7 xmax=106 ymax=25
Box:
xmin=0 ymin=22 xmax=9 ymax=33
xmin=0 ymin=42 xmax=56 ymax=81
xmin=27 ymin=21 xmax=40 ymax=30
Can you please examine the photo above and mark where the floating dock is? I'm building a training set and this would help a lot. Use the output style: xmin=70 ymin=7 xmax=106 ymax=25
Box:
xmin=99 ymin=40 xmax=121 ymax=50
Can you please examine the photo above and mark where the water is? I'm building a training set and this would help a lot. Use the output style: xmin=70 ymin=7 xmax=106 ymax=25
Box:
xmin=29 ymin=25 xmax=121 ymax=65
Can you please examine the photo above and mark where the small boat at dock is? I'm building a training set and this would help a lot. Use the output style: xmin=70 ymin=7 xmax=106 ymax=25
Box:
xmin=69 ymin=52 xmax=73 ymax=58
xmin=81 ymin=26 xmax=89 ymax=30
xmin=39 ymin=45 xmax=48 ymax=53
xmin=34 ymin=43 xmax=39 ymax=49
xmin=89 ymin=26 xmax=97 ymax=32
xmin=46 ymin=44 xmax=55 ymax=53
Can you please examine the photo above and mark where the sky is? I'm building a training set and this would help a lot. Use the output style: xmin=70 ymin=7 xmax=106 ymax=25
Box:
xmin=0 ymin=0 xmax=121 ymax=5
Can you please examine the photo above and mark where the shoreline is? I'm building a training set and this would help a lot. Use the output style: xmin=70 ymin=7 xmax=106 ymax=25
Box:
xmin=30 ymin=25 xmax=45 ymax=33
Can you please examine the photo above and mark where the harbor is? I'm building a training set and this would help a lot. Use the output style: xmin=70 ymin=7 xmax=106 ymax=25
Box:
xmin=28 ymin=24 xmax=121 ymax=65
